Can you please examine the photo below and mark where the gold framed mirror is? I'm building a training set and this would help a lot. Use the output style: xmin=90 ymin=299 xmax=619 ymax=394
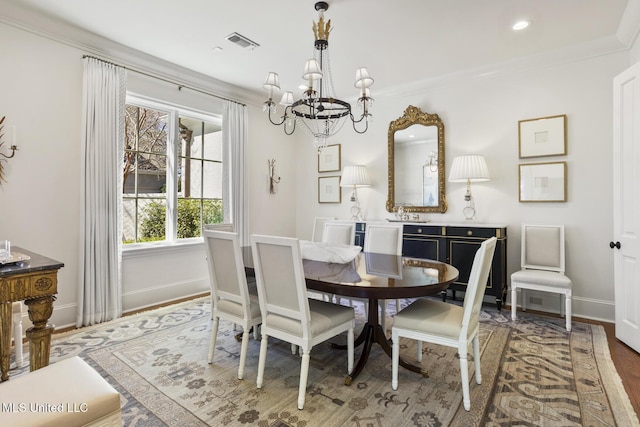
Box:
xmin=386 ymin=105 xmax=447 ymax=213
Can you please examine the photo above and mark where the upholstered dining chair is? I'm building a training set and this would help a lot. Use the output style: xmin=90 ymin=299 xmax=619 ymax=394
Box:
xmin=250 ymin=234 xmax=355 ymax=410
xmin=511 ymin=224 xmax=572 ymax=331
xmin=391 ymin=237 xmax=497 ymax=412
xmin=203 ymin=229 xmax=262 ymax=380
xmin=311 ymin=217 xmax=336 ymax=242
xmin=321 ymin=221 xmax=357 ymax=304
xmin=204 ymin=223 xmax=236 ymax=320
xmin=363 ymin=223 xmax=403 ymax=333
xmin=323 ymin=221 xmax=356 ymax=246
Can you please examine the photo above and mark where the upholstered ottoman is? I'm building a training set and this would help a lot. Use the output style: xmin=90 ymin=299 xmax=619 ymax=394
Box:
xmin=1 ymin=356 xmax=122 ymax=426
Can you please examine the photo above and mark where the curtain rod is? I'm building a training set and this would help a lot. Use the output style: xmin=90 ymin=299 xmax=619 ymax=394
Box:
xmin=82 ymin=55 xmax=246 ymax=106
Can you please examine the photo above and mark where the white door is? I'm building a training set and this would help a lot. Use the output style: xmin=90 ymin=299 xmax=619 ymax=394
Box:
xmin=613 ymin=62 xmax=640 ymax=353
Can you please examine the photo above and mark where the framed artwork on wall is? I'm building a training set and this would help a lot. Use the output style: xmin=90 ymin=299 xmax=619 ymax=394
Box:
xmin=519 ymin=161 xmax=567 ymax=202
xmin=518 ymin=114 xmax=567 ymax=158
xmin=318 ymin=144 xmax=341 ymax=172
xmin=318 ymin=176 xmax=341 ymax=203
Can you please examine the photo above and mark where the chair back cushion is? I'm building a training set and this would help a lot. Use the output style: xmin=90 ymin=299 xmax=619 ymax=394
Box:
xmin=364 ymin=224 xmax=403 ymax=255
xmin=461 ymin=237 xmax=497 ymax=336
xmin=323 ymin=222 xmax=356 ymax=245
xmin=203 ymin=230 xmax=251 ymax=314
xmin=522 ymin=224 xmax=564 ymax=272
xmin=312 ymin=217 xmax=336 ymax=242
xmin=251 ymin=235 xmax=311 ymax=336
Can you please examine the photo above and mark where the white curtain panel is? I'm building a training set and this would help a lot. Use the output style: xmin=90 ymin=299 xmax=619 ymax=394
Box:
xmin=77 ymin=57 xmax=126 ymax=327
xmin=223 ymin=101 xmax=249 ymax=246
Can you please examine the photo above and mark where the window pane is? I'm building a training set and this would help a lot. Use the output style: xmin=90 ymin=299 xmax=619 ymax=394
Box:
xmin=203 ymin=199 xmax=224 ymax=225
xmin=203 ymin=129 xmax=222 ymax=161
xmin=138 ymin=110 xmax=168 ymax=155
xmin=177 ymin=198 xmax=202 ymax=239
xmin=180 ymin=116 xmax=222 ymax=161
xmin=122 ymin=198 xmax=137 ymax=243
xmin=139 ymin=199 xmax=166 ymax=242
xmin=203 ymin=160 xmax=222 ymax=199
xmin=179 ymin=158 xmax=202 ymax=198
xmin=123 ymin=103 xmax=169 ymax=244
xmin=137 ymin=154 xmax=167 ymax=194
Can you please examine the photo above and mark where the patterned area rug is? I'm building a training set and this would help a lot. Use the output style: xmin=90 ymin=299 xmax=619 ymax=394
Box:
xmin=9 ymin=298 xmax=639 ymax=426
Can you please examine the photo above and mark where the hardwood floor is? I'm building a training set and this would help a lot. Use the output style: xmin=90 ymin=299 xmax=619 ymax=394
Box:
xmin=586 ymin=319 xmax=640 ymax=418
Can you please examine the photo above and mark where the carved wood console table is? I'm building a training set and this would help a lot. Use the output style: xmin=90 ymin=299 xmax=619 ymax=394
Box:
xmin=0 ymin=247 xmax=63 ymax=381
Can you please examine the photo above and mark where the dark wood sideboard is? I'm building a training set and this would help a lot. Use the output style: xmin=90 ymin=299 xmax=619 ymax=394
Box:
xmin=355 ymin=222 xmax=508 ymax=310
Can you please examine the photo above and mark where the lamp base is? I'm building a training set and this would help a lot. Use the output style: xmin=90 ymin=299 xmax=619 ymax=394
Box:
xmin=350 ymin=205 xmax=363 ymax=221
xmin=462 ymin=205 xmax=478 ymax=222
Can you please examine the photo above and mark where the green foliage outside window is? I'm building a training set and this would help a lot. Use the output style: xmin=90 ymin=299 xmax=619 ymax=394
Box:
xmin=139 ymin=199 xmax=223 ymax=240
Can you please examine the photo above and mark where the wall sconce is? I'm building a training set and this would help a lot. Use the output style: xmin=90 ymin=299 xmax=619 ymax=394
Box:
xmin=267 ymin=158 xmax=281 ymax=194
xmin=448 ymin=154 xmax=490 ymax=221
xmin=0 ymin=116 xmax=18 ymax=184
xmin=340 ymin=165 xmax=370 ymax=220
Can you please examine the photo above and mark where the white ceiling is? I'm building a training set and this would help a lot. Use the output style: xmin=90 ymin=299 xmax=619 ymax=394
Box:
xmin=4 ymin=0 xmax=635 ymax=99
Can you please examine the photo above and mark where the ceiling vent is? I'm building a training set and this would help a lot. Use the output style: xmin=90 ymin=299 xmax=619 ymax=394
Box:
xmin=225 ymin=32 xmax=260 ymax=49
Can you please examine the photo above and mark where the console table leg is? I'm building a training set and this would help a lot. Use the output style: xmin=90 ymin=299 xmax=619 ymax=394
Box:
xmin=25 ymin=296 xmax=56 ymax=371
xmin=0 ymin=302 xmax=11 ymax=381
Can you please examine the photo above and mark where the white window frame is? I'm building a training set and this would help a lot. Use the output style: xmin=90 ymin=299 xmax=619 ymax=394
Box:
xmin=123 ymin=94 xmax=223 ymax=250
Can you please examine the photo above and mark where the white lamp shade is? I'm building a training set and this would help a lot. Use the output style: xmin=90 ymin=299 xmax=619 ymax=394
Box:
xmin=279 ymin=91 xmax=294 ymax=106
xmin=302 ymin=59 xmax=323 ymax=80
xmin=262 ymin=72 xmax=280 ymax=90
xmin=354 ymin=67 xmax=374 ymax=88
xmin=340 ymin=165 xmax=371 ymax=187
xmin=448 ymin=154 xmax=490 ymax=182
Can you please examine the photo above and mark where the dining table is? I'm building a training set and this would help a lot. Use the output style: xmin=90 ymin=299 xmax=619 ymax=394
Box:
xmin=241 ymin=244 xmax=459 ymax=385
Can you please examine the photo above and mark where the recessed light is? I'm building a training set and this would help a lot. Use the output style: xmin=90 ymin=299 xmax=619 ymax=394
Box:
xmin=298 ymin=84 xmax=307 ymax=90
xmin=512 ymin=20 xmax=532 ymax=31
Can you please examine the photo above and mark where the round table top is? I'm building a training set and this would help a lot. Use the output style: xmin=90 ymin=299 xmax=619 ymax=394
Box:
xmin=303 ymin=252 xmax=459 ymax=300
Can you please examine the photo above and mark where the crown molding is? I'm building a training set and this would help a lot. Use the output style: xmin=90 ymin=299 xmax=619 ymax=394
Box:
xmin=616 ymin=0 xmax=640 ymax=49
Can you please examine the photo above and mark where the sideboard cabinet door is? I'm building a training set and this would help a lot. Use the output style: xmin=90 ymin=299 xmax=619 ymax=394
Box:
xmin=402 ymin=225 xmax=446 ymax=261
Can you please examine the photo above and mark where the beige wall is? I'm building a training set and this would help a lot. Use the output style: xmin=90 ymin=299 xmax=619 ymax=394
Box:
xmin=295 ymin=53 xmax=630 ymax=321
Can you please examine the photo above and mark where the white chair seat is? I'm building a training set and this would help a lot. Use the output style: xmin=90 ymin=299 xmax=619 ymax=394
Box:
xmin=217 ymin=293 xmax=261 ymax=320
xmin=511 ymin=269 xmax=571 ymax=288
xmin=510 ymin=224 xmax=572 ymax=331
xmin=392 ymin=298 xmax=464 ymax=340
xmin=265 ymin=299 xmax=355 ymax=337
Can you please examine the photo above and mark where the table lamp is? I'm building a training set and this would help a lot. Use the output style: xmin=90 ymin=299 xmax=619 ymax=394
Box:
xmin=448 ymin=154 xmax=490 ymax=221
xmin=340 ymin=165 xmax=370 ymax=220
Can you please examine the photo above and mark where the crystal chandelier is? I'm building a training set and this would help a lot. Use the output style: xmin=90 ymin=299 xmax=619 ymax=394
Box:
xmin=262 ymin=1 xmax=374 ymax=151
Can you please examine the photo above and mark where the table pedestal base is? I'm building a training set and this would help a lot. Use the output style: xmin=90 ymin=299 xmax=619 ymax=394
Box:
xmin=334 ymin=298 xmax=428 ymax=385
